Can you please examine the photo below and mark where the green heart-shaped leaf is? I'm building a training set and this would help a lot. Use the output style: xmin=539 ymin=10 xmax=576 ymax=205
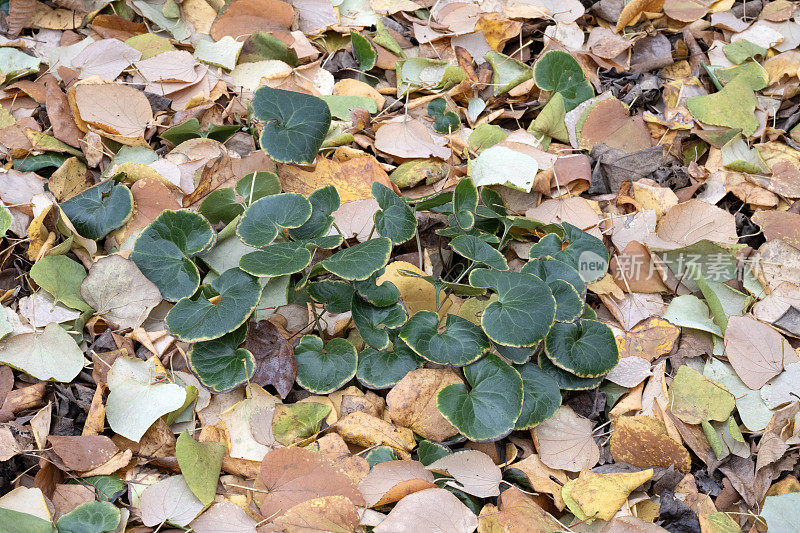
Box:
xmin=528 ymin=233 xmax=563 ymax=259
xmin=354 ymin=269 xmax=400 ymax=307
xmin=289 ymin=185 xmax=340 ymax=242
xmin=30 ymin=255 xmax=91 ymax=312
xmin=240 ymin=241 xmax=312 ymax=277
xmin=351 ymin=30 xmax=377 ymax=70
xmin=307 ymin=280 xmax=355 ymax=313
xmin=437 ymin=354 xmax=523 ymax=441
xmin=515 ymin=363 xmax=561 ymax=429
xmin=176 ymin=430 xmax=224 ymax=506
xmin=166 ymin=268 xmax=261 ymax=342
xmin=432 ymin=112 xmax=460 ymax=134
xmin=373 ymin=182 xmax=417 ymax=245
xmin=521 ymin=258 xmax=586 ymax=322
xmin=295 ymin=335 xmax=357 ymax=394
xmin=357 ymin=339 xmax=421 ymax=389
xmin=468 ymin=269 xmax=555 ymax=347
xmin=365 ymin=446 xmax=398 ymax=467
xmin=544 ymin=319 xmax=618 ymax=377
xmin=198 ymin=188 xmax=244 ymax=225
xmin=533 ymin=50 xmax=594 ymax=111
xmin=60 ymin=180 xmax=133 ymax=240
xmin=417 ymin=440 xmax=451 ymax=465
xmin=131 ymin=210 xmax=216 ymax=301
xmin=450 ymin=234 xmax=508 ymax=270
xmin=188 ymin=324 xmax=255 ymax=392
xmin=400 ymin=310 xmax=490 ymax=366
xmin=453 ymin=177 xmax=478 ymax=230
xmin=351 ymin=295 xmax=407 ymax=350
xmin=252 ymin=86 xmax=332 ymax=165
xmin=321 ymin=237 xmax=392 ymax=281
xmin=56 ymin=501 xmax=120 ymax=533
xmin=539 ymin=356 xmax=603 ymax=390
xmin=493 ymin=342 xmax=535 ymax=364
xmin=236 ymin=171 xmax=282 ymax=206
xmin=552 ymin=223 xmax=608 ymax=282
xmin=237 ymin=193 xmax=312 ymax=247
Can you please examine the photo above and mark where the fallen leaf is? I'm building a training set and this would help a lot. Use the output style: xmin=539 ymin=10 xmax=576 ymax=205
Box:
xmin=386 ymin=368 xmax=462 ymax=442
xmin=273 ymin=495 xmax=361 ymax=533
xmin=668 ymin=365 xmax=735 ymax=424
xmin=610 ymin=415 xmax=691 ymax=473
xmin=565 ymin=468 xmax=653 ymax=521
xmin=495 ymin=486 xmax=563 ymax=532
xmin=245 ymin=319 xmax=296 ymax=399
xmin=533 ymin=406 xmax=600 ymax=472
xmin=48 ymin=435 xmax=118 ymax=472
xmin=140 ymin=475 xmax=204 ymax=527
xmin=358 ymin=460 xmax=436 ymax=507
xmin=427 ymin=450 xmax=502 ymax=498
xmin=724 ymin=315 xmax=796 ymax=389
xmin=188 ymin=501 xmax=258 ymax=533
xmin=72 ymin=82 xmax=154 ymax=145
xmin=278 ymin=155 xmax=394 ymax=204
xmin=334 ymin=410 xmax=416 ymax=459
xmin=373 ymin=488 xmax=479 ymax=533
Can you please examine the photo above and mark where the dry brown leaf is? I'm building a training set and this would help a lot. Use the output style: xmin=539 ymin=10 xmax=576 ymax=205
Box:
xmin=656 ymin=199 xmax=738 ymax=246
xmin=427 ymin=450 xmax=502 ymax=498
xmin=210 ymin=0 xmax=294 ymax=42
xmin=533 ymin=406 xmax=599 ymax=472
xmin=48 ymin=435 xmax=118 ymax=472
xmin=272 ymin=495 xmax=360 ymax=533
xmin=386 ymin=368 xmax=462 ymax=442
xmin=44 ymin=78 xmax=83 ymax=148
xmin=724 ymin=315 xmax=797 ymax=389
xmin=258 ymin=447 xmax=365 ymax=519
xmin=358 ymin=460 xmax=436 ymax=507
xmin=278 ymin=156 xmax=394 ymax=204
xmin=610 ymin=415 xmax=691 ymax=473
xmin=374 ymin=118 xmax=451 ymax=160
xmin=615 ymin=317 xmax=680 ymax=361
xmin=334 ymin=411 xmax=416 ymax=459
xmin=510 ymin=453 xmax=568 ymax=510
xmin=373 ymin=487 xmax=478 ymax=533
xmin=616 ymin=0 xmax=665 ymax=32
xmin=72 ymin=82 xmax=154 ymax=145
xmin=495 ymin=486 xmax=563 ymax=533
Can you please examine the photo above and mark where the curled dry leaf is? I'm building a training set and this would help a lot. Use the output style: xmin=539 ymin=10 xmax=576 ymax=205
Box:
xmin=358 ymin=460 xmax=436 ymax=507
xmin=533 ymin=406 xmax=599 ymax=472
xmin=495 ymin=486 xmax=563 ymax=532
xmin=334 ymin=410 xmax=416 ymax=459
xmin=373 ymin=488 xmax=479 ymax=533
xmin=615 ymin=317 xmax=680 ymax=361
xmin=72 ymin=82 xmax=154 ymax=145
xmin=273 ymin=495 xmax=361 ymax=533
xmin=245 ymin=319 xmax=297 ymax=399
xmin=258 ymin=447 xmax=365 ymax=519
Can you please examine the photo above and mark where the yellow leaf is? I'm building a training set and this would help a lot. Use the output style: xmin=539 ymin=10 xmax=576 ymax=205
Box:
xmin=567 ymin=468 xmax=654 ymax=521
xmin=334 ymin=411 xmax=416 ymax=459
xmin=377 ymin=261 xmax=454 ymax=318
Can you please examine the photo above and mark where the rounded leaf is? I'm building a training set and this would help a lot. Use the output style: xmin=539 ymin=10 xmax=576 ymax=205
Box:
xmin=437 ymin=353 xmax=523 ymax=441
xmin=468 ymin=269 xmax=556 ymax=347
xmin=540 ymin=356 xmax=603 ymax=390
xmin=130 ymin=210 xmax=215 ymax=301
xmin=166 ymin=268 xmax=261 ymax=342
xmin=239 ymin=241 xmax=312 ymax=277
xmin=295 ymin=335 xmax=357 ymax=394
xmin=515 ymin=363 xmax=561 ymax=429
xmin=533 ymin=50 xmax=594 ymax=111
xmin=450 ymin=234 xmax=508 ymax=270
xmin=545 ymin=319 xmax=619 ymax=377
xmin=56 ymin=501 xmax=120 ymax=533
xmin=252 ymin=86 xmax=332 ymax=165
xmin=60 ymin=180 xmax=134 ymax=240
xmin=400 ymin=310 xmax=490 ymax=366
xmin=357 ymin=342 xmax=421 ymax=389
xmin=188 ymin=324 xmax=255 ymax=393
xmin=237 ymin=192 xmax=312 ymax=247
xmin=321 ymin=237 xmax=393 ymax=281
xmin=351 ymin=295 xmax=407 ymax=350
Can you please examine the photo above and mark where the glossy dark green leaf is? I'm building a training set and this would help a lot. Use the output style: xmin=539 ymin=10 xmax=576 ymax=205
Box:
xmin=351 ymin=30 xmax=376 ymax=70
xmin=235 ymin=171 xmax=282 ymax=205
xmin=321 ymin=237 xmax=392 ymax=281
xmin=453 ymin=177 xmax=478 ymax=230
xmin=539 ymin=356 xmax=603 ymax=390
xmin=289 ymin=185 xmax=340 ymax=241
xmin=432 ymin=111 xmax=460 ymax=134
xmin=533 ymin=50 xmax=594 ymax=111
xmin=131 ymin=209 xmax=215 ymax=301
xmin=56 ymin=501 xmax=120 ymax=533
xmin=468 ymin=269 xmax=555 ymax=347
xmin=354 ymin=270 xmax=400 ymax=307
xmin=521 ymin=257 xmax=585 ymax=294
xmin=13 ymin=152 xmax=69 ymax=172
xmin=373 ymin=182 xmax=416 ymax=244
xmin=427 ymin=98 xmax=447 ymax=116
xmin=237 ymin=193 xmax=312 ymax=247
xmin=294 ymin=335 xmax=357 ymax=394
xmin=528 ymin=233 xmax=563 ymax=259
xmin=493 ymin=342 xmax=535 ymax=364
xmin=252 ymin=86 xmax=331 ymax=165
xmin=450 ymin=234 xmax=508 ymax=270
xmin=161 ymin=118 xmax=202 ymax=145
xmin=60 ymin=180 xmax=133 ymax=240
xmin=514 ymin=363 xmax=561 ymax=429
xmin=357 ymin=341 xmax=421 ymax=389
xmin=437 ymin=354 xmax=523 ymax=441
xmin=548 ymin=279 xmax=584 ymax=322
xmin=307 ymin=280 xmax=355 ymax=313
xmin=544 ymin=319 xmax=618 ymax=377
xmin=239 ymin=241 xmax=312 ymax=277
xmin=555 ymin=223 xmax=609 ymax=282
xmin=188 ymin=324 xmax=255 ymax=392
xmin=417 ymin=440 xmax=451 ymax=465
xmin=351 ymin=294 xmax=407 ymax=350
xmin=198 ymin=188 xmax=244 ymax=225
xmin=479 ymin=187 xmax=506 ymax=217
xmin=400 ymin=310 xmax=489 ymax=366
xmin=166 ymin=268 xmax=261 ymax=342
xmin=365 ymin=446 xmax=397 ymax=467
xmin=67 ymin=475 xmax=125 ymax=502
xmin=205 ymin=123 xmax=241 ymax=143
